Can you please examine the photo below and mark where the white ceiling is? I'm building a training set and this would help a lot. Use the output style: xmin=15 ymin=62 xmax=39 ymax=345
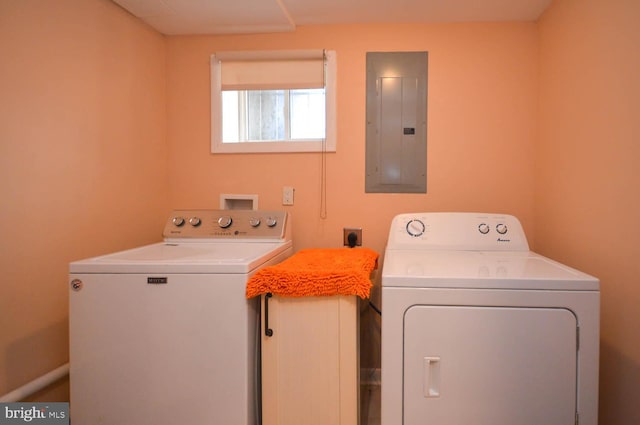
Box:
xmin=112 ymin=0 xmax=553 ymax=35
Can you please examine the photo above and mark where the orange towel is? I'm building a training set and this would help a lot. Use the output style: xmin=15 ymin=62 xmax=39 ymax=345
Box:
xmin=246 ymin=248 xmax=379 ymax=299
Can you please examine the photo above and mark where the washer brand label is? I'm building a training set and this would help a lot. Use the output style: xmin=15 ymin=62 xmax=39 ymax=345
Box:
xmin=497 ymin=238 xmax=511 ymax=243
xmin=147 ymin=277 xmax=168 ymax=284
xmin=1 ymin=403 xmax=68 ymax=424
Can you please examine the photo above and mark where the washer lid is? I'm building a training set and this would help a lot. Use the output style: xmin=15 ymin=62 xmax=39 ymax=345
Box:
xmin=382 ymin=250 xmax=599 ymax=290
xmin=69 ymin=241 xmax=292 ymax=274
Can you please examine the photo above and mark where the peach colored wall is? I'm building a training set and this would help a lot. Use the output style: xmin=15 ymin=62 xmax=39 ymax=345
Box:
xmin=166 ymin=23 xmax=538 ymax=373
xmin=4 ymin=0 xmax=636 ymax=418
xmin=166 ymin=23 xmax=538 ymax=258
xmin=0 ymin=0 xmax=168 ymax=400
xmin=537 ymin=0 xmax=640 ymax=423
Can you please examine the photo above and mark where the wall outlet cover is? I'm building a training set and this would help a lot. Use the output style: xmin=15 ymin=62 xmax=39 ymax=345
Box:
xmin=343 ymin=228 xmax=362 ymax=247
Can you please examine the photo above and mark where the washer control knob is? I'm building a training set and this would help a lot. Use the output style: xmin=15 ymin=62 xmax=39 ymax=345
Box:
xmin=496 ymin=223 xmax=508 ymax=235
xmin=172 ymin=216 xmax=185 ymax=227
xmin=218 ymin=216 xmax=233 ymax=229
xmin=249 ymin=217 xmax=261 ymax=227
xmin=265 ymin=217 xmax=278 ymax=227
xmin=189 ymin=217 xmax=201 ymax=227
xmin=478 ymin=223 xmax=490 ymax=234
xmin=406 ymin=219 xmax=426 ymax=237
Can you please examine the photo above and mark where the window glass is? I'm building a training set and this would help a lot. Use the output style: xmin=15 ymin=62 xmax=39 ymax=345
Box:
xmin=290 ymin=89 xmax=325 ymax=140
xmin=222 ymin=89 xmax=326 ymax=143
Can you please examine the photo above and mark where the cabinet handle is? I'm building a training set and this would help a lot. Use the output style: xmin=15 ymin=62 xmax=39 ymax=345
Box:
xmin=265 ymin=293 xmax=274 ymax=337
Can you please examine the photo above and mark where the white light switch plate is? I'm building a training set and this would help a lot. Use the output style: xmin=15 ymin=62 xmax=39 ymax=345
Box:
xmin=282 ymin=186 xmax=294 ymax=205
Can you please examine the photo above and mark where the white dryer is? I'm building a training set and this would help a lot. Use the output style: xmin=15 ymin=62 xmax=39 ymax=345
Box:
xmin=69 ymin=209 xmax=292 ymax=425
xmin=381 ymin=213 xmax=599 ymax=425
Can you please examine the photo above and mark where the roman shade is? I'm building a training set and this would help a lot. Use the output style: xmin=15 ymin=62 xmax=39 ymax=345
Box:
xmin=213 ymin=50 xmax=326 ymax=91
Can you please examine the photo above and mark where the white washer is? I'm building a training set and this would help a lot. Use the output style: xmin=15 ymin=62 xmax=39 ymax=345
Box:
xmin=69 ymin=209 xmax=292 ymax=425
xmin=381 ymin=212 xmax=599 ymax=425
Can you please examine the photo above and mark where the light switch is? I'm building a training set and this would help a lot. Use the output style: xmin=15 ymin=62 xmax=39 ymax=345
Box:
xmin=282 ymin=187 xmax=294 ymax=205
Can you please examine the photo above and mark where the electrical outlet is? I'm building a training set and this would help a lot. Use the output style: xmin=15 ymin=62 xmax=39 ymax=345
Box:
xmin=343 ymin=228 xmax=362 ymax=247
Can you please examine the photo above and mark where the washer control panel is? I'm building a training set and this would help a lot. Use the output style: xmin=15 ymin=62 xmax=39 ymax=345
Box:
xmin=388 ymin=212 xmax=529 ymax=251
xmin=163 ymin=209 xmax=289 ymax=241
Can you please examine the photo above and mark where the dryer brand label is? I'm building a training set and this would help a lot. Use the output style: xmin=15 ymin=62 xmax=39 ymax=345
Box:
xmin=147 ymin=277 xmax=168 ymax=284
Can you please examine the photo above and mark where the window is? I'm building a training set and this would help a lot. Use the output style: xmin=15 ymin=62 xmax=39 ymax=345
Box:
xmin=211 ymin=50 xmax=336 ymax=153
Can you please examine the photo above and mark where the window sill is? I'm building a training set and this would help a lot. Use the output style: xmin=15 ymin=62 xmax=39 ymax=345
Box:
xmin=211 ymin=140 xmax=336 ymax=154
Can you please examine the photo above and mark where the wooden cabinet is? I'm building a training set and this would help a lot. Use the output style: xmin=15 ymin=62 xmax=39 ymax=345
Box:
xmin=261 ymin=295 xmax=359 ymax=425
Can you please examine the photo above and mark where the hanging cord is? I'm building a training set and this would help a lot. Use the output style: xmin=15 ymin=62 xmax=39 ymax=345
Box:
xmin=320 ymin=49 xmax=328 ymax=220
xmin=320 ymin=135 xmax=327 ymax=219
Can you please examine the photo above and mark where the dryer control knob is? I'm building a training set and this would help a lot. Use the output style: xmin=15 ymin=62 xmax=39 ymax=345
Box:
xmin=478 ymin=223 xmax=490 ymax=234
xmin=496 ymin=223 xmax=508 ymax=235
xmin=406 ymin=219 xmax=426 ymax=237
xmin=218 ymin=216 xmax=233 ymax=229
xmin=172 ymin=217 xmax=185 ymax=227
xmin=189 ymin=217 xmax=201 ymax=227
xmin=249 ymin=217 xmax=261 ymax=227
xmin=265 ymin=217 xmax=278 ymax=227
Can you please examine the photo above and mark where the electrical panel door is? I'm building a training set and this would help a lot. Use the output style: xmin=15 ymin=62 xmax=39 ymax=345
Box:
xmin=366 ymin=52 xmax=428 ymax=193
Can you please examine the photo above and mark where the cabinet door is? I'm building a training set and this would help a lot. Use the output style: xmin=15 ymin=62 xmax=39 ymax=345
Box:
xmin=261 ymin=295 xmax=358 ymax=425
xmin=403 ymin=306 xmax=577 ymax=425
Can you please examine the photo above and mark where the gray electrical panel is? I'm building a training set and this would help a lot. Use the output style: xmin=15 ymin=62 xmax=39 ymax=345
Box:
xmin=365 ymin=52 xmax=428 ymax=193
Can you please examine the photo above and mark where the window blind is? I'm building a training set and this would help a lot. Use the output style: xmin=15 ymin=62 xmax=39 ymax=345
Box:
xmin=213 ymin=50 xmax=325 ymax=91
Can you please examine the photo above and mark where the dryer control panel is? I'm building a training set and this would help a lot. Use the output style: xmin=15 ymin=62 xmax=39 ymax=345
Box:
xmin=163 ymin=209 xmax=290 ymax=242
xmin=387 ymin=212 xmax=529 ymax=251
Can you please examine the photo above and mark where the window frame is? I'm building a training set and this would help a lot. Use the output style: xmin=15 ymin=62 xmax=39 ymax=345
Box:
xmin=210 ymin=50 xmax=337 ymax=154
